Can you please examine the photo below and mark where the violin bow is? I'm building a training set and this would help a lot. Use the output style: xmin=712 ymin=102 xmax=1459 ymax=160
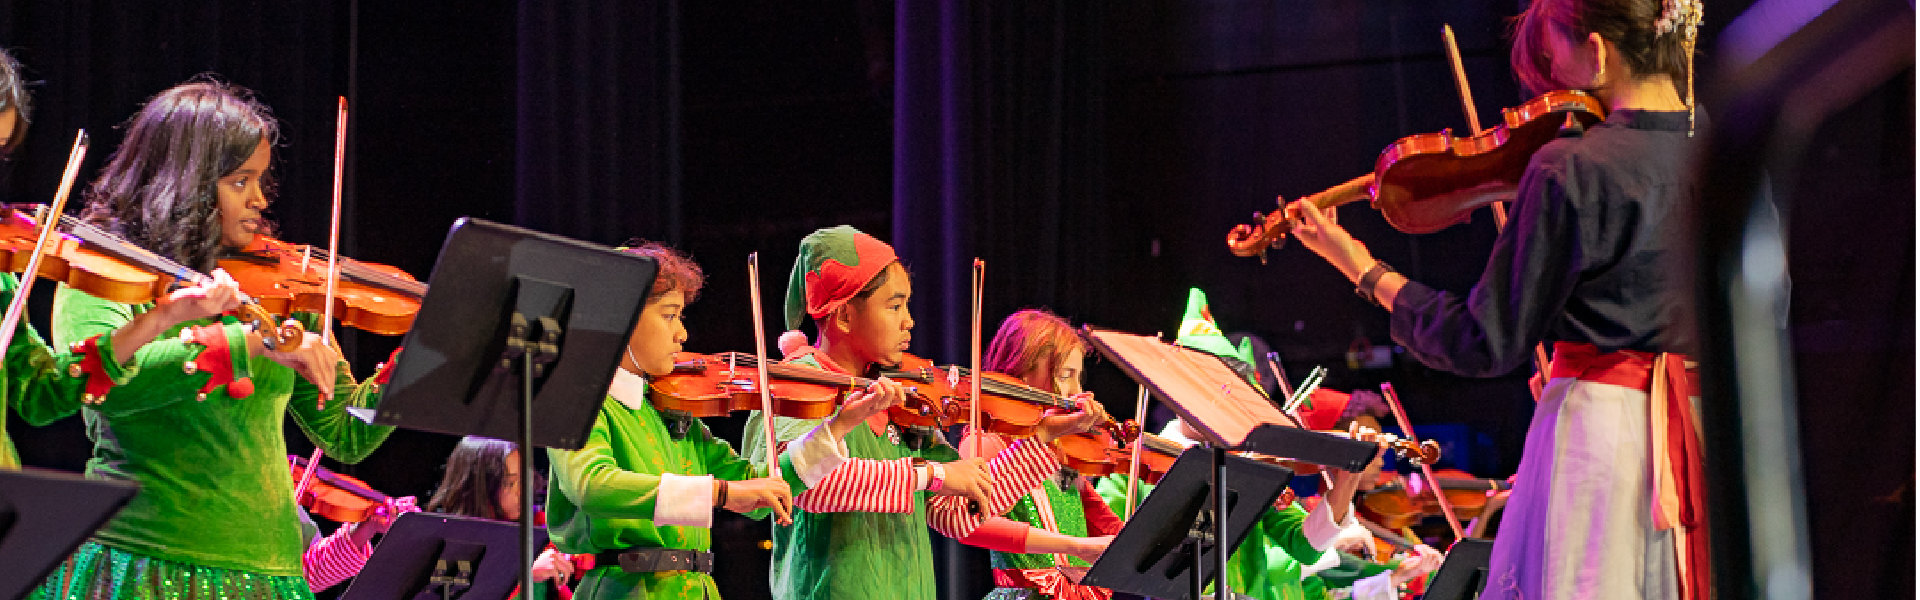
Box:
xmin=967 ymin=259 xmax=984 ymax=459
xmin=1443 ymin=25 xmax=1553 ymax=399
xmin=0 ymin=131 xmax=86 ymax=355
xmin=292 ymin=447 xmax=325 ymax=510
xmin=1120 ymin=331 xmax=1159 ymax=520
xmin=1379 ymin=382 xmax=1466 ymax=541
xmin=1266 ymin=353 xmax=1337 ymax=490
xmin=320 ymin=97 xmax=347 ymax=351
xmin=1122 ymin=381 xmax=1148 ymax=520
xmin=746 ymin=253 xmax=781 ymax=485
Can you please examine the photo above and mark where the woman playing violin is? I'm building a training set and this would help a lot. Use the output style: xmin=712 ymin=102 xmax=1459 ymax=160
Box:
xmin=543 ymin=242 xmax=813 ymax=600
xmin=949 ymin=309 xmax=1119 ymax=600
xmin=740 ymin=225 xmax=1103 ymax=600
xmin=0 ymin=52 xmax=254 ymax=473
xmin=31 ymin=79 xmax=396 ymax=600
xmin=1279 ymin=0 xmax=1709 ymax=597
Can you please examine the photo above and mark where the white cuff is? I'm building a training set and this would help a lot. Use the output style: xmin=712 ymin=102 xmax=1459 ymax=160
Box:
xmin=1300 ymin=545 xmax=1342 ymax=578
xmin=1303 ymin=499 xmax=1356 ymax=551
xmin=653 ymin=473 xmax=715 ymax=528
xmin=787 ymin=420 xmax=852 ymax=487
xmin=1350 ymin=572 xmax=1397 ymax=600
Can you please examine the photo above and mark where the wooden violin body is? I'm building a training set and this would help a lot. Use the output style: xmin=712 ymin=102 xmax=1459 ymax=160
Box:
xmin=647 ymin=351 xmax=953 ymax=427
xmin=1358 ymin=469 xmax=1512 ymax=529
xmin=289 ymin=454 xmax=393 ymax=524
xmin=219 ymin=236 xmax=426 ymax=336
xmin=1226 ymin=90 xmax=1606 ymax=258
xmin=0 ymin=208 xmax=174 ymax=305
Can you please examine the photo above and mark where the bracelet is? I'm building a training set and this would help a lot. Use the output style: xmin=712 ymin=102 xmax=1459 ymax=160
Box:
xmin=715 ymin=479 xmax=730 ymax=508
xmin=1355 ymin=261 xmax=1395 ymax=307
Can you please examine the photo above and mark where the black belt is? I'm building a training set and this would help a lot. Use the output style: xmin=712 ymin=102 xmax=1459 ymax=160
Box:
xmin=593 ymin=548 xmax=714 ymax=574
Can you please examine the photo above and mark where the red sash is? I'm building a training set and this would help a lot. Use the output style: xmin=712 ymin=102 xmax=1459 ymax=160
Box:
xmin=1548 ymin=342 xmax=1710 ymax=600
xmin=991 ymin=568 xmax=1112 ymax=600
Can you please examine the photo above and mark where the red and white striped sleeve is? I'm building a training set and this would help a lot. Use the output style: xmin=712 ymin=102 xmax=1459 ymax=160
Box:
xmin=304 ymin=524 xmax=374 ymax=592
xmin=928 ymin=438 xmax=1060 ymax=539
xmin=793 ymin=456 xmax=921 ymax=513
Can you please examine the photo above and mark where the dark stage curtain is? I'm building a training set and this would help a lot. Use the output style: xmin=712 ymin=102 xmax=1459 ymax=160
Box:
xmin=517 ymin=0 xmax=680 ymax=246
xmin=893 ymin=3 xmax=1110 ymax=599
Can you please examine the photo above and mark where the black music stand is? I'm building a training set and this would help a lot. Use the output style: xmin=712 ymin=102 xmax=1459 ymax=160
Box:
xmin=1082 ymin=449 xmax=1292 ymax=600
xmin=0 ymin=469 xmax=137 ymax=600
xmin=1422 ymin=539 xmax=1494 ymax=600
xmin=340 ymin=512 xmax=536 ymax=600
xmin=1081 ymin=327 xmax=1378 ymax=600
xmin=373 ymin=217 xmax=655 ymax=596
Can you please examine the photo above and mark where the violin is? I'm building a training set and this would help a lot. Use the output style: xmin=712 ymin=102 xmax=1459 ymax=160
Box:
xmin=921 ymin=366 xmax=1140 ymax=476
xmin=1113 ymin=432 xmax=1183 ymax=484
xmin=288 ymin=454 xmax=407 ymax=524
xmin=1225 ymin=90 xmax=1606 ymax=260
xmin=0 ymin=205 xmax=302 ymax=347
xmin=1357 ymin=468 xmax=1512 ymax=530
xmin=647 ymin=351 xmax=957 ymax=429
xmin=218 ymin=235 xmax=426 ymax=336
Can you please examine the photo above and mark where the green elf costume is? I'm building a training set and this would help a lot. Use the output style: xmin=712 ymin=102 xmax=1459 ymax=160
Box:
xmin=32 ymin=286 xmax=395 ymax=600
xmin=954 ymin=430 xmax=1123 ymax=600
xmin=544 ymin=360 xmax=837 ymax=599
xmin=0 ymin=274 xmax=109 ymax=470
xmin=739 ymin=225 xmax=1064 ymax=600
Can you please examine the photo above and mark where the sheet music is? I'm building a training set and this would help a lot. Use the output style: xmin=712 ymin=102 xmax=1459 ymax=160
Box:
xmin=1082 ymin=327 xmax=1295 ymax=448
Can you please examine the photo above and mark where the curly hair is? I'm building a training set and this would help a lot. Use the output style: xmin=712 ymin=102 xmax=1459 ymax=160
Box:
xmin=0 ymin=47 xmax=30 ymax=157
xmin=1510 ymin=0 xmax=1693 ymax=96
xmin=80 ymin=78 xmax=279 ymax=272
xmin=620 ymin=240 xmax=706 ymax=304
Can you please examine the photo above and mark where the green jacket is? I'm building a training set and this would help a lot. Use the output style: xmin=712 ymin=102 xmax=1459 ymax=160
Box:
xmin=546 ymin=370 xmax=805 ymax=600
xmin=0 ymin=274 xmax=101 ymax=469
xmin=1094 ymin=474 xmax=1334 ymax=600
xmin=54 ymin=285 xmax=393 ymax=576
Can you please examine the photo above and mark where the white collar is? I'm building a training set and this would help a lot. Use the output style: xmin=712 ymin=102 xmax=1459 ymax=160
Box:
xmin=609 ymin=368 xmax=650 ymax=411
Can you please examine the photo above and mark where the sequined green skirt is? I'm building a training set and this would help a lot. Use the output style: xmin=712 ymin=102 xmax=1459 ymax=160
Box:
xmin=31 ymin=541 xmax=315 ymax=600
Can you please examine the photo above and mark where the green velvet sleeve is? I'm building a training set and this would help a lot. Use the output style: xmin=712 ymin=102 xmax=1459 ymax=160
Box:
xmin=1264 ymin=503 xmax=1329 ymax=567
xmin=50 ymin=285 xmax=242 ymax=418
xmin=285 ymin=358 xmax=393 ymax=465
xmin=549 ymin=411 xmax=672 ymax=519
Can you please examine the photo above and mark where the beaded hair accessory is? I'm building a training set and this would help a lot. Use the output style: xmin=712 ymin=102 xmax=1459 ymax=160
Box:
xmin=1655 ymin=0 xmax=1705 ymax=135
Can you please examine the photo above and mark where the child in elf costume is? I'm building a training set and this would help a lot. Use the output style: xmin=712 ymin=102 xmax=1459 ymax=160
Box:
xmin=544 ymin=243 xmax=869 ymax=600
xmin=741 ymin=225 xmax=1107 ymax=600
xmin=948 ymin=309 xmax=1121 ymax=600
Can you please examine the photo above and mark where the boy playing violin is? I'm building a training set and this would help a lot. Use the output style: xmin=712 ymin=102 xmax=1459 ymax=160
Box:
xmin=545 ymin=242 xmax=867 ymax=600
xmin=741 ymin=225 xmax=1107 ymax=600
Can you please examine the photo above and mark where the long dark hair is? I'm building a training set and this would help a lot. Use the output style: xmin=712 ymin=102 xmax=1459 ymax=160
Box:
xmin=0 ymin=47 xmax=29 ymax=157
xmin=80 ymin=78 xmax=279 ymax=272
xmin=425 ymin=437 xmax=522 ymax=521
xmin=1510 ymin=0 xmax=1693 ymax=96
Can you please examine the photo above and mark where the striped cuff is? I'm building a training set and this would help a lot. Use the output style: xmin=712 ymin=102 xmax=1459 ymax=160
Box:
xmin=786 ymin=420 xmax=852 ymax=488
xmin=304 ymin=525 xmax=375 ymax=592
xmin=654 ymin=473 xmax=716 ymax=527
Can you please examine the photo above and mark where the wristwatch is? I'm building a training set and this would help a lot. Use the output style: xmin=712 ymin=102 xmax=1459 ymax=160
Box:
xmin=912 ymin=457 xmax=946 ymax=492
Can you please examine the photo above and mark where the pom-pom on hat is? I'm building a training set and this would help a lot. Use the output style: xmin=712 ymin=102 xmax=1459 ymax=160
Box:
xmin=784 ymin=225 xmax=898 ymax=330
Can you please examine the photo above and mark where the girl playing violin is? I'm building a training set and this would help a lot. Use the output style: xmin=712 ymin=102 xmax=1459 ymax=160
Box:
xmin=542 ymin=242 xmax=805 ymax=600
xmin=426 ymin=437 xmax=576 ymax=598
xmin=740 ymin=225 xmax=1106 ymax=600
xmin=0 ymin=51 xmax=252 ymax=472
xmin=31 ymin=79 xmax=395 ymax=600
xmin=1279 ymin=0 xmax=1708 ymax=597
xmin=949 ymin=309 xmax=1120 ymax=600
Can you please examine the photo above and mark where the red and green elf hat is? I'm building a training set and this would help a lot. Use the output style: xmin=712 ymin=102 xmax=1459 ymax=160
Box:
xmin=784 ymin=225 xmax=899 ymax=330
